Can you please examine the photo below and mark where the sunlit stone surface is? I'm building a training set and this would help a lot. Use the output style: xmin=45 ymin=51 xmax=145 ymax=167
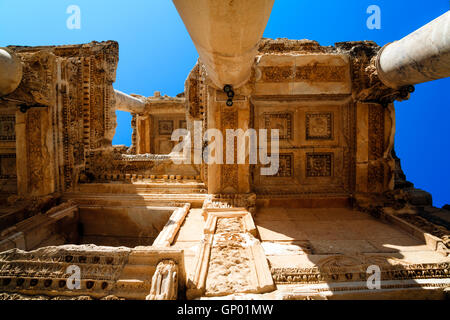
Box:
xmin=0 ymin=4 xmax=449 ymax=300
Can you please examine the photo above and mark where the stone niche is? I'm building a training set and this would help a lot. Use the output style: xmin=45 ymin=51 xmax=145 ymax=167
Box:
xmin=152 ymin=115 xmax=186 ymax=154
xmin=0 ymin=201 xmax=186 ymax=252
xmin=129 ymin=94 xmax=188 ymax=155
xmin=78 ymin=206 xmax=175 ymax=247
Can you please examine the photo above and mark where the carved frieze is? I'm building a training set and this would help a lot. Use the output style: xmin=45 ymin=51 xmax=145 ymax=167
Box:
xmin=260 ymin=65 xmax=347 ymax=83
xmin=203 ymin=194 xmax=257 ymax=214
xmin=295 ymin=65 xmax=347 ymax=82
xmin=272 ymin=262 xmax=450 ymax=285
xmin=272 ymin=254 xmax=449 ymax=286
xmin=186 ymin=62 xmax=207 ymax=119
xmin=55 ymin=42 xmax=119 ymax=190
xmin=261 ymin=66 xmax=293 ymax=82
xmin=368 ymin=104 xmax=385 ymax=160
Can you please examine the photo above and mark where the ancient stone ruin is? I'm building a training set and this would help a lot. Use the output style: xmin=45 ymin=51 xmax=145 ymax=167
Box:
xmin=0 ymin=1 xmax=449 ymax=300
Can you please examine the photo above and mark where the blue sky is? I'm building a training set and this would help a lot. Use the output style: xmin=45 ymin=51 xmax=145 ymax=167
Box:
xmin=0 ymin=1 xmax=449 ymax=207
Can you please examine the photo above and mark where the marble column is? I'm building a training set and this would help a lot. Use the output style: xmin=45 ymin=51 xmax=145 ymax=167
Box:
xmin=0 ymin=48 xmax=22 ymax=97
xmin=377 ymin=11 xmax=450 ymax=89
xmin=114 ymin=89 xmax=146 ymax=113
xmin=173 ymin=0 xmax=275 ymax=89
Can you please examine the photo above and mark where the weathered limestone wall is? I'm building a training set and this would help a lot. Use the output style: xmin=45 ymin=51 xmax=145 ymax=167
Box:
xmin=0 ymin=41 xmax=119 ymax=197
xmin=15 ymin=108 xmax=55 ymax=196
xmin=355 ymin=103 xmax=395 ymax=193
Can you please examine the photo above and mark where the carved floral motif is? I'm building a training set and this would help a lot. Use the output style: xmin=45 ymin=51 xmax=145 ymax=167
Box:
xmin=306 ymin=113 xmax=333 ymax=140
xmin=306 ymin=153 xmax=333 ymax=177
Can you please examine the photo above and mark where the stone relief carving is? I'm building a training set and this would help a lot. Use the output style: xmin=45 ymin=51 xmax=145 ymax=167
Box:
xmin=306 ymin=153 xmax=333 ymax=178
xmin=261 ymin=66 xmax=293 ymax=82
xmin=264 ymin=113 xmax=292 ymax=140
xmin=0 ymin=246 xmax=129 ymax=295
xmin=26 ymin=109 xmax=44 ymax=192
xmin=260 ymin=65 xmax=347 ymax=83
xmin=46 ymin=42 xmax=119 ymax=191
xmin=220 ymin=109 xmax=239 ymax=192
xmin=295 ymin=65 xmax=347 ymax=82
xmin=272 ymin=154 xmax=293 ymax=178
xmin=306 ymin=112 xmax=333 ymax=140
xmin=368 ymin=104 xmax=385 ymax=160
xmin=6 ymin=50 xmax=56 ymax=107
xmin=272 ymin=257 xmax=449 ymax=285
xmin=203 ymin=194 xmax=257 ymax=214
xmin=146 ymin=260 xmax=178 ymax=300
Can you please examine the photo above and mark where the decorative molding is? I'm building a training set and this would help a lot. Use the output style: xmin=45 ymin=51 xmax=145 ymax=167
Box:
xmin=259 ymin=65 xmax=348 ymax=83
xmin=188 ymin=209 xmax=274 ymax=298
xmin=272 ymin=261 xmax=450 ymax=285
xmin=153 ymin=204 xmax=191 ymax=247
xmin=261 ymin=66 xmax=293 ymax=82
